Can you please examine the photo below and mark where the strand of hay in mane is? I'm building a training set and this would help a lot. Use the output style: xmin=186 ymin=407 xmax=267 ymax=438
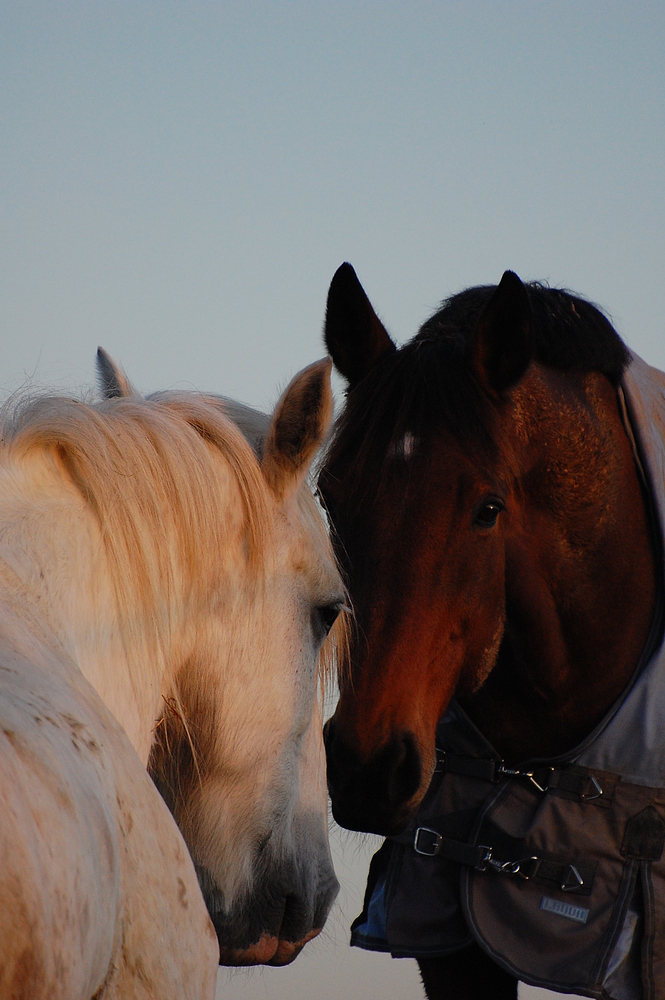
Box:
xmin=156 ymin=693 xmax=203 ymax=789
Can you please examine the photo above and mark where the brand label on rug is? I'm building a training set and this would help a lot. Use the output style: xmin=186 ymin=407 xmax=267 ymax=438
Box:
xmin=540 ymin=896 xmax=589 ymax=924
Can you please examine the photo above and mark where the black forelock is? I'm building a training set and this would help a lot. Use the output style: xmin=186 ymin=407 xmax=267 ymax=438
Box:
xmin=418 ymin=282 xmax=629 ymax=384
xmin=325 ymin=282 xmax=630 ymax=483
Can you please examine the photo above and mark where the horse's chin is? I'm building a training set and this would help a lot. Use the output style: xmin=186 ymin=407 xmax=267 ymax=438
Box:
xmin=218 ymin=928 xmax=321 ymax=966
xmin=330 ymin=791 xmax=421 ymax=837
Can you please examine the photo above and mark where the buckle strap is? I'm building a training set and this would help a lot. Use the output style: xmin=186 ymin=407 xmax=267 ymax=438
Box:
xmin=436 ymin=749 xmax=615 ymax=804
xmin=412 ymin=827 xmax=595 ymax=896
xmin=412 ymin=827 xmax=491 ymax=868
xmin=547 ymin=768 xmax=617 ymax=805
xmin=435 ymin=748 xmax=554 ymax=790
xmin=434 ymin=749 xmax=501 ymax=782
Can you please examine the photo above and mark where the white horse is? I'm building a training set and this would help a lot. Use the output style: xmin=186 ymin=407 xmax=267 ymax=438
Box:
xmin=0 ymin=352 xmax=345 ymax=997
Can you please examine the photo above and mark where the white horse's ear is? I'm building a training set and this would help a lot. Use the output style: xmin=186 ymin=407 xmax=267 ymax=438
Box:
xmin=262 ymin=358 xmax=334 ymax=500
xmin=96 ymin=347 xmax=136 ymax=399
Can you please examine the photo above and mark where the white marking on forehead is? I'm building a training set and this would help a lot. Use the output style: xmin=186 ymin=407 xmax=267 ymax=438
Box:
xmin=388 ymin=432 xmax=418 ymax=459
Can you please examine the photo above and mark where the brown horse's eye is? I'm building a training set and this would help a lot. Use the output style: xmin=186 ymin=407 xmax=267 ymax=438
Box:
xmin=475 ymin=501 xmax=504 ymax=528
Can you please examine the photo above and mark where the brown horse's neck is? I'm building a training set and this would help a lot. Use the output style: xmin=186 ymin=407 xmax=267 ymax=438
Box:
xmin=460 ymin=369 xmax=659 ymax=764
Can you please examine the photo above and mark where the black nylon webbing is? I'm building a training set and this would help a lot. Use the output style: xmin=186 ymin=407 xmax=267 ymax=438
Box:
xmin=407 ymin=828 xmax=490 ymax=868
xmin=436 ymin=750 xmax=617 ymax=805
xmin=435 ymin=749 xmax=500 ymax=782
xmin=397 ymin=827 xmax=597 ymax=896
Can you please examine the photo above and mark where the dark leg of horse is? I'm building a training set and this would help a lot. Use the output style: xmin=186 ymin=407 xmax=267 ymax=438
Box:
xmin=418 ymin=944 xmax=518 ymax=1000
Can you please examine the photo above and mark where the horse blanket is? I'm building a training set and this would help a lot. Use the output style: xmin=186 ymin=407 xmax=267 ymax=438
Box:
xmin=351 ymin=353 xmax=665 ymax=1000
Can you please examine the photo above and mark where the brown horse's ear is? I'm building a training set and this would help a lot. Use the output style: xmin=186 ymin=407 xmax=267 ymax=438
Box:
xmin=96 ymin=347 xmax=136 ymax=399
xmin=472 ymin=271 xmax=533 ymax=395
xmin=324 ymin=263 xmax=396 ymax=387
xmin=262 ymin=358 xmax=334 ymax=501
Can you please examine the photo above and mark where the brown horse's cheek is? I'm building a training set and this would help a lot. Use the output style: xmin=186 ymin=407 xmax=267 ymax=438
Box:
xmin=454 ymin=561 xmax=506 ymax=695
xmin=469 ymin=615 xmax=505 ymax=693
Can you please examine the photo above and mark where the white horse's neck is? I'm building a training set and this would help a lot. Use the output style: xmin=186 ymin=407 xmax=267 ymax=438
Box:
xmin=0 ymin=455 xmax=165 ymax=764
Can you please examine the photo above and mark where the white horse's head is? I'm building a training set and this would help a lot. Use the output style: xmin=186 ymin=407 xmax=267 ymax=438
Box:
xmin=1 ymin=354 xmax=346 ymax=965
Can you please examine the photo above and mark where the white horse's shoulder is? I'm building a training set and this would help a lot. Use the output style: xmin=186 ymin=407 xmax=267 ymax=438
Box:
xmin=106 ymin=728 xmax=219 ymax=998
xmin=0 ymin=639 xmax=217 ymax=999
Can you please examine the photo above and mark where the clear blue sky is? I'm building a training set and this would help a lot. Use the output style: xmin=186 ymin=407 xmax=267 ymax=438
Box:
xmin=2 ymin=3 xmax=664 ymax=410
xmin=2 ymin=5 xmax=663 ymax=998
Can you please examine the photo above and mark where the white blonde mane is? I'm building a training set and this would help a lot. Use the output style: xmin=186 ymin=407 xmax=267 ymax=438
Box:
xmin=0 ymin=389 xmax=346 ymax=710
xmin=148 ymin=390 xmax=349 ymax=693
xmin=0 ymin=393 xmax=280 ymax=758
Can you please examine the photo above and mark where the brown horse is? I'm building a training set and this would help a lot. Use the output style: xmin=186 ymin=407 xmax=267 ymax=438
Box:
xmin=320 ymin=264 xmax=660 ymax=999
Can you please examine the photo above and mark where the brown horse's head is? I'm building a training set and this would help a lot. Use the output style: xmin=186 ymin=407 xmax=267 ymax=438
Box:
xmin=321 ymin=263 xmax=645 ymax=836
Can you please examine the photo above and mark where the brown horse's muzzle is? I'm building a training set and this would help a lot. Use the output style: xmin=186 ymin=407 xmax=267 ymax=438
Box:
xmin=324 ymin=716 xmax=423 ymax=836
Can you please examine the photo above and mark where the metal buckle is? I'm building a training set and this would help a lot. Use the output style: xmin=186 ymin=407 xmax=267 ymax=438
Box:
xmin=497 ymin=764 xmax=553 ymax=792
xmin=413 ymin=827 xmax=443 ymax=856
xmin=434 ymin=747 xmax=446 ymax=772
xmin=581 ymin=775 xmax=603 ymax=801
xmin=476 ymin=847 xmax=539 ymax=880
xmin=561 ymin=864 xmax=584 ymax=891
xmin=475 ymin=846 xmax=493 ymax=871
xmin=487 ymin=854 xmax=540 ymax=880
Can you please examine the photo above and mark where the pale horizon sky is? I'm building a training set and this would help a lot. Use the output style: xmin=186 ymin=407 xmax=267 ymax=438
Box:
xmin=2 ymin=4 xmax=664 ymax=999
